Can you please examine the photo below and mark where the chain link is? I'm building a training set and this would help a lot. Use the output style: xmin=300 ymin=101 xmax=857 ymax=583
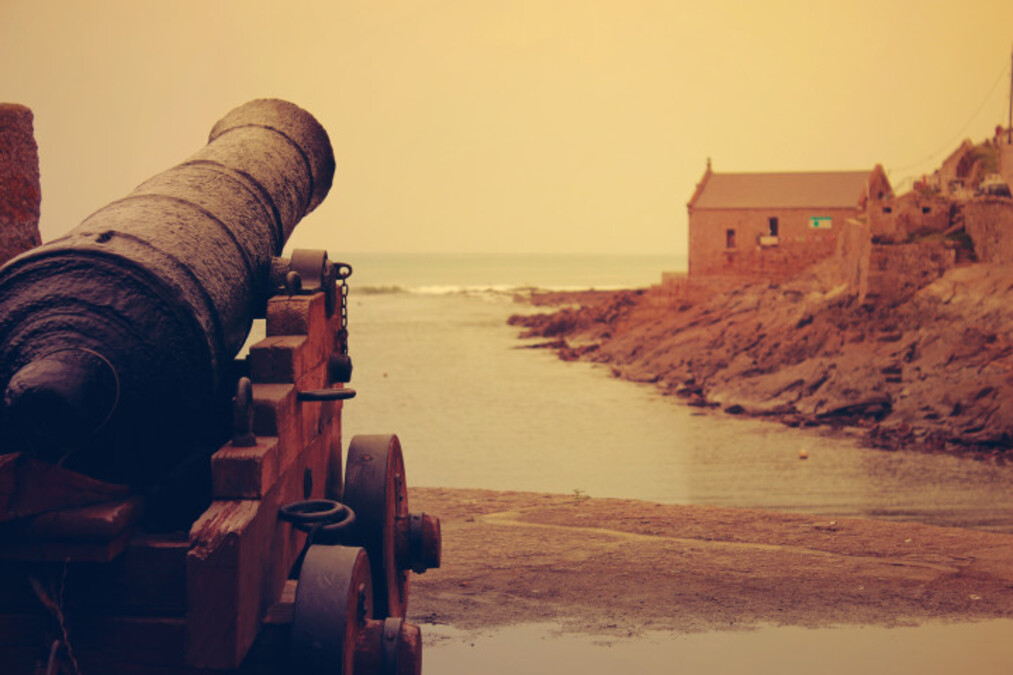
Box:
xmin=335 ymin=263 xmax=352 ymax=355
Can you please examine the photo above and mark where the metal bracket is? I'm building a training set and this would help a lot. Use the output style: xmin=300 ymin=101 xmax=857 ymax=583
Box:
xmin=381 ymin=617 xmax=402 ymax=675
xmin=269 ymin=249 xmax=343 ymax=317
xmin=297 ymin=388 xmax=357 ymax=402
xmin=231 ymin=377 xmax=256 ymax=447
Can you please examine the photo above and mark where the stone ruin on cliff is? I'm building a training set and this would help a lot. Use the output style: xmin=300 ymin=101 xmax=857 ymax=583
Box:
xmin=0 ymin=103 xmax=42 ymax=266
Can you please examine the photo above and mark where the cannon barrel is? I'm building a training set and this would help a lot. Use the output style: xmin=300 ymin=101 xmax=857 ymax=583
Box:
xmin=0 ymin=99 xmax=335 ymax=487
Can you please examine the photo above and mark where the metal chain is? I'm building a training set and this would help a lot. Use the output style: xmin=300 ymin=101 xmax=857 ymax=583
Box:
xmin=335 ymin=263 xmax=352 ymax=355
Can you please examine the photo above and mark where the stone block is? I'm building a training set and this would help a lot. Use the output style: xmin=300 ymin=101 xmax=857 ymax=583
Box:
xmin=0 ymin=104 xmax=42 ymax=266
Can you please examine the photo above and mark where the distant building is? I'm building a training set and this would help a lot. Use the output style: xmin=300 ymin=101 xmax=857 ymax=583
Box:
xmin=930 ymin=138 xmax=976 ymax=197
xmin=686 ymin=162 xmax=892 ymax=279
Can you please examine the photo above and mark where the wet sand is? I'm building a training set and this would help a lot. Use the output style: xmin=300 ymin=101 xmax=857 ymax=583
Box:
xmin=420 ymin=619 xmax=1013 ymax=675
xmin=407 ymin=487 xmax=1013 ymax=635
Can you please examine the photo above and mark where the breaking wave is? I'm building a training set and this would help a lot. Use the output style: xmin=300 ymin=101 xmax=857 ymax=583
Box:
xmin=354 ymin=283 xmax=630 ymax=299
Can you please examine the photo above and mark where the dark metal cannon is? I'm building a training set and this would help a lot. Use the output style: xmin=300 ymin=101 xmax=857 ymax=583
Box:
xmin=0 ymin=100 xmax=440 ymax=674
xmin=0 ymin=98 xmax=335 ymax=489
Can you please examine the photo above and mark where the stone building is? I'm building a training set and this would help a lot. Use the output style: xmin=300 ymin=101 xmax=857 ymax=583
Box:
xmin=686 ymin=162 xmax=892 ymax=280
xmin=928 ymin=139 xmax=976 ymax=197
xmin=868 ymin=191 xmax=951 ymax=243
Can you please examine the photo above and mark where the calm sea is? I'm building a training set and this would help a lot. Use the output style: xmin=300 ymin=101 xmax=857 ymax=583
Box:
xmin=302 ymin=253 xmax=1013 ymax=532
xmin=344 ymin=252 xmax=684 ymax=293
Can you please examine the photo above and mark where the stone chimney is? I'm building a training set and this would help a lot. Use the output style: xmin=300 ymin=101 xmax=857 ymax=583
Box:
xmin=0 ymin=104 xmax=42 ymax=266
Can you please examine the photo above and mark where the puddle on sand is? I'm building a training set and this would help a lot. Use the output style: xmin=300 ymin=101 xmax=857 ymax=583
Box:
xmin=421 ymin=620 xmax=1013 ymax=675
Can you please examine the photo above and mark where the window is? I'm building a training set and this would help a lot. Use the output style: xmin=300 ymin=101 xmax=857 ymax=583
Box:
xmin=768 ymin=217 xmax=779 ymax=237
xmin=883 ymin=206 xmax=893 ymax=214
xmin=922 ymin=206 xmax=931 ymax=214
xmin=726 ymin=229 xmax=736 ymax=248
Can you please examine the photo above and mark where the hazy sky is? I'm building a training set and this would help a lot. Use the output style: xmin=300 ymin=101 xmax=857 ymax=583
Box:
xmin=2 ymin=0 xmax=1012 ymax=255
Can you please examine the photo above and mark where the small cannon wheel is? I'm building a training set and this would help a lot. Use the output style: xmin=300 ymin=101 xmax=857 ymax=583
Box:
xmin=291 ymin=545 xmax=373 ymax=674
xmin=343 ymin=434 xmax=410 ymax=618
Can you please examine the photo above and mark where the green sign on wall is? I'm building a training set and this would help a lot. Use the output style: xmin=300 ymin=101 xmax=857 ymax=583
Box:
xmin=809 ymin=216 xmax=833 ymax=229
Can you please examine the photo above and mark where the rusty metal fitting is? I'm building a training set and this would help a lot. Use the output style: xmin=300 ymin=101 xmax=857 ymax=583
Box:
xmin=328 ymin=353 xmax=354 ymax=384
xmin=397 ymin=513 xmax=441 ymax=574
xmin=231 ymin=377 xmax=256 ymax=447
xmin=355 ymin=617 xmax=422 ymax=675
xmin=269 ymin=249 xmax=340 ymax=316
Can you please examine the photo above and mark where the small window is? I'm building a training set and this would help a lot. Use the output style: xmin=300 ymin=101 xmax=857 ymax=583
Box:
xmin=768 ymin=217 xmax=779 ymax=237
xmin=726 ymin=229 xmax=736 ymax=248
xmin=883 ymin=206 xmax=893 ymax=214
xmin=922 ymin=206 xmax=931 ymax=214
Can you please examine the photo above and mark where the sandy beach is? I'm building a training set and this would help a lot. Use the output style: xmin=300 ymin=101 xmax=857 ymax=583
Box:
xmin=407 ymin=487 xmax=1013 ymax=635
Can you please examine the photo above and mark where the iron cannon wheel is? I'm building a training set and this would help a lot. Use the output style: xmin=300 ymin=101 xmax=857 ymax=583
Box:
xmin=291 ymin=544 xmax=373 ymax=674
xmin=343 ymin=434 xmax=410 ymax=618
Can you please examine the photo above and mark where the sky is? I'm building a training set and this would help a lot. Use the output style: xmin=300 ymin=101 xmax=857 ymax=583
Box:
xmin=2 ymin=0 xmax=1012 ymax=256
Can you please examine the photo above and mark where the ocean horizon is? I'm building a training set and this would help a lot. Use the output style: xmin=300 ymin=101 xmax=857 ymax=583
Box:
xmin=325 ymin=251 xmax=686 ymax=295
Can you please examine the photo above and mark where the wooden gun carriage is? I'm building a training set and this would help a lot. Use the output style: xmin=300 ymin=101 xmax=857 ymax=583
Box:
xmin=0 ymin=100 xmax=440 ymax=673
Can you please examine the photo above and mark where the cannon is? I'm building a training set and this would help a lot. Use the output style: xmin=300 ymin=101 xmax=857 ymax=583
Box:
xmin=0 ymin=100 xmax=441 ymax=674
xmin=0 ymin=98 xmax=335 ymax=491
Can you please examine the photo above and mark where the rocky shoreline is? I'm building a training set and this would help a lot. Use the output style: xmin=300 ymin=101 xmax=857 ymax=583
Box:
xmin=509 ymin=261 xmax=1013 ymax=457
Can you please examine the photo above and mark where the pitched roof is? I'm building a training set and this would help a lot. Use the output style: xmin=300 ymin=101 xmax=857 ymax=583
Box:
xmin=689 ymin=170 xmax=873 ymax=209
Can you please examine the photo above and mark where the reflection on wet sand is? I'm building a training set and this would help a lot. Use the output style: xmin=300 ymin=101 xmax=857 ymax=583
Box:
xmin=423 ymin=620 xmax=1013 ymax=675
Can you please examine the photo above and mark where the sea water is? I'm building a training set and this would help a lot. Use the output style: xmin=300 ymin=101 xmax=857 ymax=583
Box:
xmin=334 ymin=253 xmax=1013 ymax=533
xmin=278 ymin=252 xmax=1013 ymax=675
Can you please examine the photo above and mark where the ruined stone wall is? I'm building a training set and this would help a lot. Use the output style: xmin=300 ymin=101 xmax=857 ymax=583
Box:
xmin=652 ymin=272 xmax=726 ymax=308
xmin=1000 ymin=139 xmax=1013 ymax=190
xmin=864 ymin=241 xmax=955 ymax=306
xmin=935 ymin=139 xmax=974 ymax=192
xmin=822 ymin=218 xmax=952 ymax=306
xmin=0 ymin=104 xmax=42 ymax=266
xmin=868 ymin=193 xmax=951 ymax=242
xmin=831 ymin=218 xmax=871 ymax=301
xmin=964 ymin=199 xmax=1013 ymax=263
xmin=688 ymin=206 xmax=852 ymax=279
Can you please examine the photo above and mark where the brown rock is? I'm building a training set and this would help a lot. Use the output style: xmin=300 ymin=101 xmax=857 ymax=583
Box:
xmin=0 ymin=103 xmax=42 ymax=266
xmin=512 ymin=258 xmax=1013 ymax=455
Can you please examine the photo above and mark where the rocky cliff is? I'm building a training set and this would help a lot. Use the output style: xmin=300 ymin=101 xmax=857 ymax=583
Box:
xmin=511 ymin=258 xmax=1013 ymax=455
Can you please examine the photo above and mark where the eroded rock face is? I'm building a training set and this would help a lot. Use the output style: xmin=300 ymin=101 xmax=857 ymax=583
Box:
xmin=512 ymin=257 xmax=1013 ymax=455
xmin=0 ymin=103 xmax=42 ymax=266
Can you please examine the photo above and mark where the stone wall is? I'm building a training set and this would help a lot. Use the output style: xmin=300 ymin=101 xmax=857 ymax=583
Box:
xmin=688 ymin=206 xmax=851 ymax=279
xmin=0 ymin=104 xmax=42 ymax=266
xmin=652 ymin=272 xmax=727 ymax=307
xmin=964 ymin=199 xmax=1013 ymax=264
xmin=830 ymin=218 xmax=871 ymax=301
xmin=820 ymin=218 xmax=953 ymax=306
xmin=1000 ymin=138 xmax=1013 ymax=190
xmin=864 ymin=241 xmax=955 ymax=306
xmin=868 ymin=193 xmax=951 ymax=242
